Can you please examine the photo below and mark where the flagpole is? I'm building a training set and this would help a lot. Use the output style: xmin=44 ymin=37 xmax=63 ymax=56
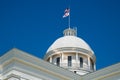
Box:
xmin=68 ymin=0 xmax=71 ymax=29
xmin=68 ymin=9 xmax=70 ymax=29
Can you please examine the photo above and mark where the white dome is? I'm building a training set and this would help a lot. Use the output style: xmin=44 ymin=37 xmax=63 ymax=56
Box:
xmin=47 ymin=36 xmax=92 ymax=53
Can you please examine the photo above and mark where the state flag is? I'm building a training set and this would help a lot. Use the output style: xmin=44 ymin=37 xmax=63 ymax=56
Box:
xmin=63 ymin=8 xmax=70 ymax=18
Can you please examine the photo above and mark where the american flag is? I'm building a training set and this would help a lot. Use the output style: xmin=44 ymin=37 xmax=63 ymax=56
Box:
xmin=63 ymin=8 xmax=70 ymax=18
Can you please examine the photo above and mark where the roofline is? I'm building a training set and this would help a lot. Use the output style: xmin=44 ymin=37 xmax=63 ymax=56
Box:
xmin=0 ymin=48 xmax=82 ymax=79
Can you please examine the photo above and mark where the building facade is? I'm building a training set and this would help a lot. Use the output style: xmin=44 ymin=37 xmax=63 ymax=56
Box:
xmin=0 ymin=28 xmax=120 ymax=80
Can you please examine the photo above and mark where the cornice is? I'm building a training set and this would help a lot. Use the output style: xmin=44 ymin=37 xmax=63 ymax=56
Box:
xmin=44 ymin=47 xmax=96 ymax=61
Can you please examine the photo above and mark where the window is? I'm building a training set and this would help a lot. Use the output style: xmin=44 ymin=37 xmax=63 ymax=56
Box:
xmin=90 ymin=58 xmax=94 ymax=70
xmin=68 ymin=56 xmax=72 ymax=67
xmin=92 ymin=62 xmax=94 ymax=70
xmin=56 ymin=57 xmax=60 ymax=66
xmin=80 ymin=57 xmax=83 ymax=68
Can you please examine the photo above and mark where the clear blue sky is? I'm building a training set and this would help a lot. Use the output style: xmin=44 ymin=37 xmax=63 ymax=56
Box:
xmin=0 ymin=0 xmax=120 ymax=70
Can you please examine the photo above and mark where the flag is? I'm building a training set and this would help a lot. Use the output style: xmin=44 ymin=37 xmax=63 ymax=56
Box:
xmin=63 ymin=8 xmax=70 ymax=18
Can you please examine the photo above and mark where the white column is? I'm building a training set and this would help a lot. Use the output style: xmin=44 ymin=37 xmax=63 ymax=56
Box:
xmin=76 ymin=53 xmax=78 ymax=61
xmin=61 ymin=52 xmax=64 ymax=66
xmin=76 ymin=52 xmax=79 ymax=67
xmin=50 ymin=56 xmax=52 ymax=63
xmin=94 ymin=63 xmax=96 ymax=71
xmin=61 ymin=52 xmax=64 ymax=61
xmin=60 ymin=53 xmax=62 ymax=64
xmin=88 ymin=57 xmax=91 ymax=70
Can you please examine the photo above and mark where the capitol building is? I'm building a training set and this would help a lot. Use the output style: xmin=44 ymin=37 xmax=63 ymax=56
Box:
xmin=0 ymin=28 xmax=120 ymax=80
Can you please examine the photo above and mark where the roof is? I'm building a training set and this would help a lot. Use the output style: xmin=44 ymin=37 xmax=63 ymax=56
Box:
xmin=82 ymin=62 xmax=120 ymax=80
xmin=0 ymin=48 xmax=81 ymax=80
xmin=1 ymin=48 xmax=120 ymax=80
xmin=47 ymin=36 xmax=93 ymax=53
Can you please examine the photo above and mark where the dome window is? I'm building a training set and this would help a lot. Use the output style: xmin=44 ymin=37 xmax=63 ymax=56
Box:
xmin=56 ymin=57 xmax=60 ymax=66
xmin=90 ymin=58 xmax=94 ymax=70
xmin=80 ymin=57 xmax=83 ymax=68
xmin=68 ymin=56 xmax=72 ymax=67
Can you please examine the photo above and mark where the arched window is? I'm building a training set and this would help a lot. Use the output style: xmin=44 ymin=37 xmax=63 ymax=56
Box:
xmin=68 ymin=56 xmax=72 ymax=67
xmin=56 ymin=57 xmax=60 ymax=66
xmin=80 ymin=57 xmax=83 ymax=68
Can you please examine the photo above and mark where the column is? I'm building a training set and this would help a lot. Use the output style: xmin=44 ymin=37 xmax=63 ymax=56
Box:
xmin=94 ymin=63 xmax=96 ymax=71
xmin=50 ymin=56 xmax=52 ymax=63
xmin=60 ymin=52 xmax=64 ymax=67
xmin=88 ymin=57 xmax=91 ymax=70
xmin=76 ymin=52 xmax=79 ymax=67
xmin=76 ymin=53 xmax=78 ymax=61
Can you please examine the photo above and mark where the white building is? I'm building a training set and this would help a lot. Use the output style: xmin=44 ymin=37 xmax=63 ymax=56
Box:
xmin=0 ymin=28 xmax=120 ymax=80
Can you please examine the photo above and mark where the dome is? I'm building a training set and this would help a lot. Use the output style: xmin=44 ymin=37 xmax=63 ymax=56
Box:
xmin=47 ymin=36 xmax=93 ymax=53
xmin=45 ymin=28 xmax=96 ymax=75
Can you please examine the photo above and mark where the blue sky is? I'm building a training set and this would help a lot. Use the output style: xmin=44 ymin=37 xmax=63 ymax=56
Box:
xmin=0 ymin=0 xmax=120 ymax=70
